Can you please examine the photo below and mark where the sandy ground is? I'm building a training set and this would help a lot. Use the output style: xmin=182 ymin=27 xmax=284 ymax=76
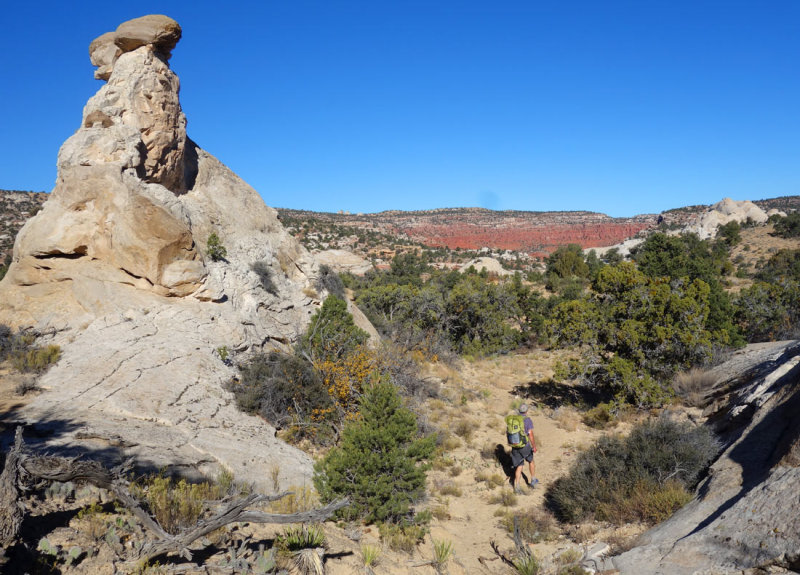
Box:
xmin=1 ymin=351 xmax=639 ymax=574
xmin=319 ymin=349 xmax=622 ymax=574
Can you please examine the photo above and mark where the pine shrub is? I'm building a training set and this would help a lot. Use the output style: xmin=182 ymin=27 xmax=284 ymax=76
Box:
xmin=313 ymin=381 xmax=435 ymax=523
xmin=206 ymin=232 xmax=227 ymax=262
xmin=300 ymin=295 xmax=368 ymax=362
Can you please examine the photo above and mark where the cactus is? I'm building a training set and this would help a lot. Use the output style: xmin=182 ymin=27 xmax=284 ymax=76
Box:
xmin=37 ymin=537 xmax=59 ymax=556
xmin=105 ymin=525 xmax=124 ymax=553
xmin=253 ymin=547 xmax=277 ymax=573
xmin=65 ymin=546 xmax=84 ymax=566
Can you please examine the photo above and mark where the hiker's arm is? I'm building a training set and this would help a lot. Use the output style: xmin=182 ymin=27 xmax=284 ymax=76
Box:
xmin=528 ymin=429 xmax=537 ymax=452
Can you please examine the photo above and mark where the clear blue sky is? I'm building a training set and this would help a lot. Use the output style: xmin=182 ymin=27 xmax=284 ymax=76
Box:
xmin=1 ymin=1 xmax=798 ymax=217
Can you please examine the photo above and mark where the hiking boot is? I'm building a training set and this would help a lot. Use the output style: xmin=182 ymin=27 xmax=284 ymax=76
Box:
xmin=529 ymin=478 xmax=540 ymax=489
xmin=514 ymin=485 xmax=525 ymax=495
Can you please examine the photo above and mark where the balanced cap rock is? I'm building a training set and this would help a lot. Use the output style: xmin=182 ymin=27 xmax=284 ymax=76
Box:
xmin=90 ymin=14 xmax=181 ymax=80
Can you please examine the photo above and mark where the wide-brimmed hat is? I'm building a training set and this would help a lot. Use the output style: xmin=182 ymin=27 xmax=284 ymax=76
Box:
xmin=518 ymin=403 xmax=528 ymax=414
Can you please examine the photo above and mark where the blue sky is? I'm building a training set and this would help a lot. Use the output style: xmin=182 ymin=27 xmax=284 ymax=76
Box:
xmin=1 ymin=1 xmax=797 ymax=217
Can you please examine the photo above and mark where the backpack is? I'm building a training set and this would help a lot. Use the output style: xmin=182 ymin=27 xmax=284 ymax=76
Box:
xmin=505 ymin=415 xmax=527 ymax=448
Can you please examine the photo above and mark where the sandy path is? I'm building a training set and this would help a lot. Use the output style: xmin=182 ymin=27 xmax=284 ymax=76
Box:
xmin=321 ymin=351 xmax=606 ymax=574
xmin=419 ymin=352 xmax=604 ymax=573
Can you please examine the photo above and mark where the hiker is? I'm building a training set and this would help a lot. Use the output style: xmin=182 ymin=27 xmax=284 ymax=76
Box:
xmin=506 ymin=403 xmax=538 ymax=492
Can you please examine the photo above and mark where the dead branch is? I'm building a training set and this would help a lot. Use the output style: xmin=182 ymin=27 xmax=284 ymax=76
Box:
xmin=0 ymin=428 xmax=25 ymax=547
xmin=0 ymin=426 xmax=349 ymax=565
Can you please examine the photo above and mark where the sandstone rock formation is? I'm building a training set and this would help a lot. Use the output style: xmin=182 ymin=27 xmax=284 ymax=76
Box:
xmin=314 ymin=249 xmax=373 ymax=276
xmin=458 ymin=257 xmax=512 ymax=276
xmin=603 ymin=340 xmax=800 ymax=574
xmin=684 ymin=197 xmax=769 ymax=239
xmin=0 ymin=16 xmax=335 ymax=490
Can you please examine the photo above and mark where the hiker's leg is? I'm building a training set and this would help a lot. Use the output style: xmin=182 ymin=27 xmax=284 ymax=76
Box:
xmin=528 ymin=458 xmax=536 ymax=482
xmin=514 ymin=463 xmax=523 ymax=488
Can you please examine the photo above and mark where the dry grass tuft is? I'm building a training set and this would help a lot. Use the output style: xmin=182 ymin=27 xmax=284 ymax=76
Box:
xmin=552 ymin=406 xmax=581 ymax=432
xmin=475 ymin=469 xmax=506 ymax=489
xmin=439 ymin=434 xmax=461 ymax=451
xmin=435 ymin=480 xmax=463 ymax=498
xmin=488 ymin=490 xmax=518 ymax=507
xmin=500 ymin=507 xmax=561 ymax=544
xmin=673 ymin=368 xmax=717 ymax=407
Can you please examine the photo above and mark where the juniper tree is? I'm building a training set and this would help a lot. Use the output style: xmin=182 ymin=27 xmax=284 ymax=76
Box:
xmin=313 ymin=381 xmax=435 ymax=523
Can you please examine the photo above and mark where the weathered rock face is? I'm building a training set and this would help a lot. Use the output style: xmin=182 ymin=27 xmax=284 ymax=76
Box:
xmin=314 ymin=249 xmax=373 ymax=276
xmin=605 ymin=341 xmax=800 ymax=574
xmin=0 ymin=15 xmax=333 ymax=490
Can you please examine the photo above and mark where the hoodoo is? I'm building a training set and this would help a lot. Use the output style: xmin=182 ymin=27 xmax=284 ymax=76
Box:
xmin=0 ymin=15 xmax=331 ymax=489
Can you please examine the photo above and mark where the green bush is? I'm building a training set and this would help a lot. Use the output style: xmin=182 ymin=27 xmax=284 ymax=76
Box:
xmin=734 ymin=280 xmax=800 ymax=342
xmin=582 ymin=402 xmax=619 ymax=429
xmin=717 ymin=221 xmax=741 ymax=246
xmin=445 ymin=275 xmax=522 ymax=355
xmin=226 ymin=351 xmax=331 ymax=433
xmin=546 ymin=244 xmax=589 ymax=282
xmin=772 ymin=212 xmax=800 ymax=238
xmin=300 ymin=295 xmax=368 ymax=362
xmin=353 ymin=253 xmax=539 ymax=357
xmin=755 ymin=248 xmax=800 ymax=283
xmin=547 ymin=262 xmax=715 ymax=406
xmin=313 ymin=381 xmax=435 ymax=523
xmin=632 ymin=232 xmax=742 ymax=343
xmin=545 ymin=417 xmax=718 ymax=524
xmin=206 ymin=232 xmax=227 ymax=262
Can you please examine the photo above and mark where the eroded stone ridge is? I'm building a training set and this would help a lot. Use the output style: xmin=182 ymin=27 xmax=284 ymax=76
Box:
xmin=0 ymin=15 xmax=333 ymax=490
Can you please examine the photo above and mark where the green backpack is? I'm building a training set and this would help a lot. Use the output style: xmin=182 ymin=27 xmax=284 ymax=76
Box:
xmin=505 ymin=415 xmax=527 ymax=448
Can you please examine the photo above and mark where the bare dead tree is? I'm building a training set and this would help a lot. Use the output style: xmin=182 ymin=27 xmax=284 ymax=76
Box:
xmin=0 ymin=427 xmax=348 ymax=565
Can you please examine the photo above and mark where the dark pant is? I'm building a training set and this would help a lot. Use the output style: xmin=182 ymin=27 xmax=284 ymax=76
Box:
xmin=510 ymin=442 xmax=533 ymax=468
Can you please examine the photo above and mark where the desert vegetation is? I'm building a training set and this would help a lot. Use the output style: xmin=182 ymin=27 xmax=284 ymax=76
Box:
xmin=4 ymin=197 xmax=800 ymax=573
xmin=0 ymin=325 xmax=61 ymax=394
xmin=545 ymin=417 xmax=718 ymax=524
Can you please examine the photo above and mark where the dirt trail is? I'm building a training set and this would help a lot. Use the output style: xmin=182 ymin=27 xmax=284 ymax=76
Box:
xmin=323 ymin=351 xmax=608 ymax=574
xmin=424 ymin=352 xmax=603 ymax=573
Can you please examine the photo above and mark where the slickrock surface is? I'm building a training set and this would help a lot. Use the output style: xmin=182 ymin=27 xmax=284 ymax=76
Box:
xmin=0 ymin=15 xmax=332 ymax=490
xmin=605 ymin=340 xmax=800 ymax=574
